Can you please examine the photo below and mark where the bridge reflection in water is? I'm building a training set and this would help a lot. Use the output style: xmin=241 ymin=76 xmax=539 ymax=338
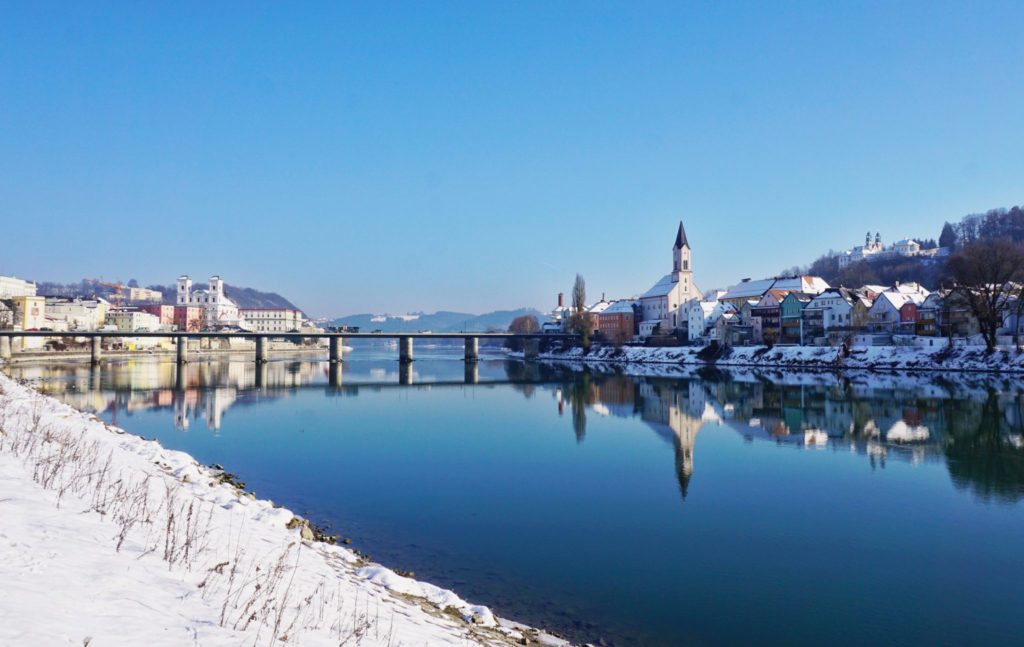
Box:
xmin=10 ymin=357 xmax=1024 ymax=506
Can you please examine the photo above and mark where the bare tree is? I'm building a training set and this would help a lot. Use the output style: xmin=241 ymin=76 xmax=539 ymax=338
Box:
xmin=567 ymin=274 xmax=592 ymax=350
xmin=947 ymin=239 xmax=1024 ymax=351
xmin=507 ymin=315 xmax=539 ymax=351
xmin=572 ymin=274 xmax=586 ymax=316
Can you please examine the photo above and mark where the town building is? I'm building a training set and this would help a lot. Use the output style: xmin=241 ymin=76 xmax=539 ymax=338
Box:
xmin=583 ymin=297 xmax=611 ymax=334
xmin=639 ymin=222 xmax=702 ymax=335
xmin=596 ymin=299 xmax=638 ymax=344
xmin=176 ymin=275 xmax=246 ymax=330
xmin=0 ymin=301 xmax=12 ymax=329
xmin=128 ymin=286 xmax=164 ymax=303
xmin=238 ymin=308 xmax=304 ymax=333
xmin=10 ymin=295 xmax=46 ymax=330
xmin=806 ymin=288 xmax=856 ymax=332
xmin=44 ymin=298 xmax=107 ymax=331
xmin=138 ymin=304 xmax=177 ymax=327
xmin=0 ymin=275 xmax=37 ymax=299
xmin=779 ymin=293 xmax=812 ymax=344
xmin=719 ymin=275 xmax=829 ymax=309
xmin=173 ymin=305 xmax=203 ymax=332
xmin=750 ymin=290 xmax=789 ymax=345
xmin=106 ymin=309 xmax=162 ymax=332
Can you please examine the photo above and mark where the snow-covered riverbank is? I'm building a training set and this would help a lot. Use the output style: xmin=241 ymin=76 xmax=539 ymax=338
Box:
xmin=0 ymin=371 xmax=565 ymax=647
xmin=515 ymin=343 xmax=1024 ymax=372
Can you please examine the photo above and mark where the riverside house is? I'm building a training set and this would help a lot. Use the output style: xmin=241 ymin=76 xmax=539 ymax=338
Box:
xmin=779 ymin=293 xmax=812 ymax=344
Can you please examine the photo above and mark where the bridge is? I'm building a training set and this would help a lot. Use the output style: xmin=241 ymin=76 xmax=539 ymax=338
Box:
xmin=0 ymin=330 xmax=571 ymax=365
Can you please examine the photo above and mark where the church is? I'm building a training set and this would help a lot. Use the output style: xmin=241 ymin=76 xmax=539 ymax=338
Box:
xmin=639 ymin=222 xmax=702 ymax=335
xmin=176 ymin=275 xmax=246 ymax=330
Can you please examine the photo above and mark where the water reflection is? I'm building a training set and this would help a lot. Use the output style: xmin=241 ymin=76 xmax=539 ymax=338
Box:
xmin=12 ymin=358 xmax=1024 ymax=505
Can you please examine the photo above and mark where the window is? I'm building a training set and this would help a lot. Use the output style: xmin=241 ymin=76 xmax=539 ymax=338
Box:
xmin=683 ymin=260 xmax=689 ymax=270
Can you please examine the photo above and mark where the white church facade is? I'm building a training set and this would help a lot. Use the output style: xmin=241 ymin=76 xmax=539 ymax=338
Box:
xmin=639 ymin=222 xmax=702 ymax=336
xmin=176 ymin=275 xmax=247 ymax=330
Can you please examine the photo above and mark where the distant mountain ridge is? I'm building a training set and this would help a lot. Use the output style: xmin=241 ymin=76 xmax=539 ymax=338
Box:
xmin=331 ymin=308 xmax=544 ymax=333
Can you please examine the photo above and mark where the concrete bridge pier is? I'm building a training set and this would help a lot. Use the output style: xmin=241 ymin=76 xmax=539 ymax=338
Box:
xmin=399 ymin=336 xmax=414 ymax=363
xmin=329 ymin=336 xmax=344 ymax=363
xmin=524 ymin=338 xmax=540 ymax=360
xmin=255 ymin=336 xmax=268 ymax=363
xmin=89 ymin=364 xmax=101 ymax=392
xmin=464 ymin=337 xmax=479 ymax=363
xmin=255 ymin=362 xmax=268 ymax=389
xmin=464 ymin=362 xmax=479 ymax=385
xmin=328 ymin=361 xmax=343 ymax=388
xmin=90 ymin=336 xmax=103 ymax=365
xmin=176 ymin=336 xmax=188 ymax=364
xmin=0 ymin=336 xmax=10 ymax=362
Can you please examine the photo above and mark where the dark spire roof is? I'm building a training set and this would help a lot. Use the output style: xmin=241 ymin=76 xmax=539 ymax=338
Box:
xmin=674 ymin=221 xmax=689 ymax=249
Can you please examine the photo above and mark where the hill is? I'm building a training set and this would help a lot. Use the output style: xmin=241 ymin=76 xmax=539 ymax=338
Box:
xmin=34 ymin=279 xmax=303 ymax=312
xmin=793 ymin=203 xmax=1022 ymax=290
xmin=331 ymin=308 xmax=544 ymax=333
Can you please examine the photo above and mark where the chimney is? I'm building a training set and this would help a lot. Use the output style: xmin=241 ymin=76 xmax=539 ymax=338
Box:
xmin=557 ymin=292 xmax=564 ymax=308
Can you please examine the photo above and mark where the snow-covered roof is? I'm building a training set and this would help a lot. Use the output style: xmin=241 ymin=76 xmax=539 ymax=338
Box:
xmin=874 ymin=291 xmax=910 ymax=310
xmin=720 ymin=276 xmax=829 ymax=302
xmin=720 ymin=278 xmax=776 ymax=301
xmin=602 ymin=300 xmax=637 ymax=315
xmin=641 ymin=274 xmax=676 ymax=298
xmin=587 ymin=301 xmax=611 ymax=314
xmin=893 ymin=238 xmax=918 ymax=246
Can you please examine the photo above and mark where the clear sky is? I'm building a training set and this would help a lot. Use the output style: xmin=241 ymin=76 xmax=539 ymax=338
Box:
xmin=2 ymin=1 xmax=1022 ymax=317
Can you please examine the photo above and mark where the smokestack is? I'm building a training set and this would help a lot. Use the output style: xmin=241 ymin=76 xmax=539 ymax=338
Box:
xmin=558 ymin=292 xmax=564 ymax=308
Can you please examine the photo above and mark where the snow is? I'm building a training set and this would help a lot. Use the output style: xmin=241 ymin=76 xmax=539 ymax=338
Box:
xmin=513 ymin=342 xmax=1024 ymax=374
xmin=0 ymin=372 xmax=564 ymax=647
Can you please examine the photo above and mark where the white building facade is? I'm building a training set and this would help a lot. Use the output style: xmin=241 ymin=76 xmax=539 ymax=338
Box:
xmin=239 ymin=308 xmax=303 ymax=333
xmin=176 ymin=275 xmax=246 ymax=330
xmin=0 ymin=275 xmax=37 ymax=299
xmin=640 ymin=222 xmax=702 ymax=335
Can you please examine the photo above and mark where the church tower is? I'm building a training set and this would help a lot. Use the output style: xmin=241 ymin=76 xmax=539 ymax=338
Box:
xmin=671 ymin=221 xmax=691 ymax=283
xmin=177 ymin=275 xmax=192 ymax=305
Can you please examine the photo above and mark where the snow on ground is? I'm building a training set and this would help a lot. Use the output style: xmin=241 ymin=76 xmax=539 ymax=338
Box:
xmin=514 ymin=343 xmax=1024 ymax=373
xmin=0 ymin=372 xmax=566 ymax=647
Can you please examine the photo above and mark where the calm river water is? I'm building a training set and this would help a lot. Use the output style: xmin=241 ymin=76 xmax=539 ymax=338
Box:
xmin=8 ymin=348 xmax=1024 ymax=646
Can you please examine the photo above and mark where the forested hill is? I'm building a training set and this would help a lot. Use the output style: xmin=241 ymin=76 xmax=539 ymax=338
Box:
xmin=794 ymin=203 xmax=1022 ymax=289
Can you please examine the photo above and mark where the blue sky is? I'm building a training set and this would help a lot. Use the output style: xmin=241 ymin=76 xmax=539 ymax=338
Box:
xmin=2 ymin=1 xmax=1022 ymax=317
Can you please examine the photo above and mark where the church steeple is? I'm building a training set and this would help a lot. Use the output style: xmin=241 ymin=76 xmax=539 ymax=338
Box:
xmin=674 ymin=221 xmax=689 ymax=250
xmin=672 ymin=220 xmax=691 ymax=282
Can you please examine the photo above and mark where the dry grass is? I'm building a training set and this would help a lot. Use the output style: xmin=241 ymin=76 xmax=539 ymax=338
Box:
xmin=0 ymin=387 xmax=405 ymax=646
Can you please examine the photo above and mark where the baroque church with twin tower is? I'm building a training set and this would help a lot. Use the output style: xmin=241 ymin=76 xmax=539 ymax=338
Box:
xmin=638 ymin=221 xmax=702 ymax=334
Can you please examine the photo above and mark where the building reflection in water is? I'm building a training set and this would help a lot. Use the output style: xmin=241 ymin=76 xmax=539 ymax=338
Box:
xmin=522 ymin=363 xmax=1024 ymax=505
xmin=8 ymin=358 xmax=1024 ymax=504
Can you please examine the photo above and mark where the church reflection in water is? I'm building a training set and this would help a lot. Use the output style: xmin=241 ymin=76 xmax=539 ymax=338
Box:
xmin=10 ymin=358 xmax=1024 ymax=504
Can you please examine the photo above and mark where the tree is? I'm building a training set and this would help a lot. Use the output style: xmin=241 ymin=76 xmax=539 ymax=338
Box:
xmin=567 ymin=274 xmax=593 ymax=350
xmin=507 ymin=315 xmax=540 ymax=351
xmin=127 ymin=278 xmax=139 ymax=288
xmin=509 ymin=315 xmax=540 ymax=334
xmin=939 ymin=222 xmax=957 ymax=249
xmin=947 ymin=239 xmax=1024 ymax=351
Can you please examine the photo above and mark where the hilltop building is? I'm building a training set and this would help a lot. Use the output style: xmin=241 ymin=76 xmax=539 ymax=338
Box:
xmin=837 ymin=231 xmax=948 ymax=269
xmin=0 ymin=275 xmax=37 ymax=299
